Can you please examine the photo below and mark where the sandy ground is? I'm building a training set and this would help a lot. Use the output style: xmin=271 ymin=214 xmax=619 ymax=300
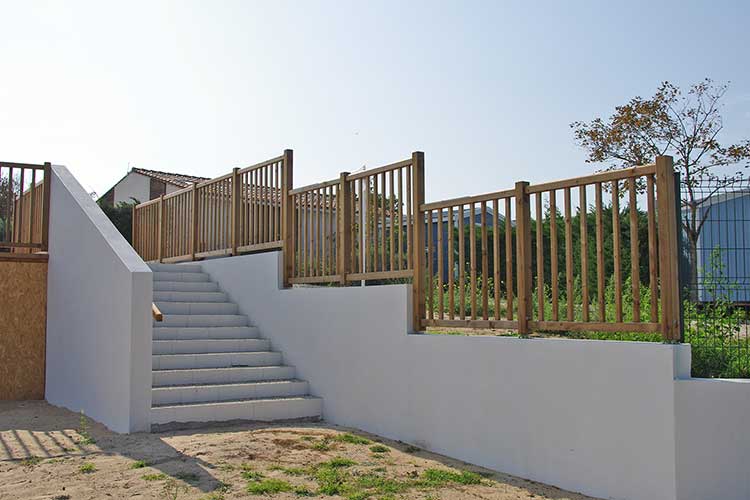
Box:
xmin=0 ymin=401 xmax=600 ymax=500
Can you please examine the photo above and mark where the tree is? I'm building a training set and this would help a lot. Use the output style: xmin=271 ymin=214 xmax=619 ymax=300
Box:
xmin=99 ymin=199 xmax=138 ymax=244
xmin=571 ymin=79 xmax=750 ymax=297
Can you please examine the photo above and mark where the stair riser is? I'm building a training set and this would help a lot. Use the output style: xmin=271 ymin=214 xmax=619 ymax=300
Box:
xmin=153 ymin=272 xmax=211 ymax=283
xmin=153 ymin=352 xmax=282 ymax=370
xmin=156 ymin=315 xmax=248 ymax=327
xmin=153 ymin=366 xmax=296 ymax=386
xmin=153 ymin=291 xmax=228 ymax=303
xmin=155 ymin=302 xmax=238 ymax=315
xmin=149 ymin=263 xmax=203 ymax=273
xmin=153 ymin=326 xmax=260 ymax=340
xmin=152 ymin=381 xmax=309 ymax=405
xmin=154 ymin=282 xmax=219 ymax=292
xmin=153 ymin=339 xmax=271 ymax=355
xmin=151 ymin=397 xmax=322 ymax=425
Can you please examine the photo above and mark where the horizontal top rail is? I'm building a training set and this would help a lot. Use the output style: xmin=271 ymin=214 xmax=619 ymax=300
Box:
xmin=526 ymin=164 xmax=655 ymax=194
xmin=0 ymin=161 xmax=47 ymax=170
xmin=289 ymin=178 xmax=340 ymax=195
xmin=237 ymin=155 xmax=285 ymax=175
xmin=421 ymin=188 xmax=516 ymax=212
xmin=346 ymin=158 xmax=412 ymax=181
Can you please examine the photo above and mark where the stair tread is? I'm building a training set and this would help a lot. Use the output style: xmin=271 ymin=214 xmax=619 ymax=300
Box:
xmin=153 ymin=350 xmax=279 ymax=357
xmin=153 ymin=379 xmax=304 ymax=389
xmin=153 ymin=395 xmax=321 ymax=409
xmin=153 ymin=364 xmax=292 ymax=373
xmin=153 ymin=339 xmax=266 ymax=343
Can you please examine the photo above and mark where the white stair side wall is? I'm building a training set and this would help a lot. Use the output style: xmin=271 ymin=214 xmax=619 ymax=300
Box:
xmin=46 ymin=165 xmax=152 ymax=434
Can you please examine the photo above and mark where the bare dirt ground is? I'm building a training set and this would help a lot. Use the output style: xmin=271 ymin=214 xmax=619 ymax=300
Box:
xmin=0 ymin=401 xmax=600 ymax=500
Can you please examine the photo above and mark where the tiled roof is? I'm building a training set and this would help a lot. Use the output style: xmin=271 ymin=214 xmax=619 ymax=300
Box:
xmin=131 ymin=168 xmax=210 ymax=188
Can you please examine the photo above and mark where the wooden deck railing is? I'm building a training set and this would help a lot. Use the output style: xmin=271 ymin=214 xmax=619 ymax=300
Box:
xmin=0 ymin=162 xmax=51 ymax=258
xmin=133 ymin=153 xmax=290 ymax=264
xmin=131 ymin=151 xmax=680 ymax=341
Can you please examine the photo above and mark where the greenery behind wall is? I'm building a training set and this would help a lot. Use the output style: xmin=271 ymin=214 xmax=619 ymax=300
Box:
xmin=99 ymin=200 xmax=135 ymax=245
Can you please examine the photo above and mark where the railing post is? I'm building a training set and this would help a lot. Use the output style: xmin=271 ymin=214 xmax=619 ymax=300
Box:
xmin=131 ymin=203 xmax=137 ymax=249
xmin=338 ymin=171 xmax=352 ymax=285
xmin=656 ymin=155 xmax=681 ymax=342
xmin=515 ymin=181 xmax=532 ymax=336
xmin=282 ymin=149 xmax=294 ymax=288
xmin=411 ymin=151 xmax=426 ymax=332
xmin=41 ymin=162 xmax=51 ymax=252
xmin=157 ymin=194 xmax=164 ymax=263
xmin=190 ymin=183 xmax=198 ymax=261
xmin=231 ymin=167 xmax=240 ymax=256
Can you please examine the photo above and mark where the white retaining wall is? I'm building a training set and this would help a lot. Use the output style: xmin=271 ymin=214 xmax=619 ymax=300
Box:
xmin=200 ymin=251 xmax=719 ymax=500
xmin=674 ymin=378 xmax=750 ymax=500
xmin=46 ymin=165 xmax=152 ymax=433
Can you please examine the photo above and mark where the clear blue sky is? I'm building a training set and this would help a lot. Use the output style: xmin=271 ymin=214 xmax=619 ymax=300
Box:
xmin=1 ymin=1 xmax=748 ymax=202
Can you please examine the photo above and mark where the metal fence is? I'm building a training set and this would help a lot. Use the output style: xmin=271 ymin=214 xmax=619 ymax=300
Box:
xmin=681 ymin=176 xmax=750 ymax=378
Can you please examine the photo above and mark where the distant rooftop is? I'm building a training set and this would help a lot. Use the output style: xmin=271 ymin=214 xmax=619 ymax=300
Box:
xmin=131 ymin=168 xmax=209 ymax=188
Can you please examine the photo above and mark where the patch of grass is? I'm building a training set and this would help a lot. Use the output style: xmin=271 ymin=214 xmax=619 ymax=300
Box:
xmin=293 ymin=485 xmax=315 ymax=496
xmin=142 ymin=473 xmax=168 ymax=481
xmin=420 ymin=468 xmax=482 ymax=486
xmin=369 ymin=444 xmax=390 ymax=454
xmin=79 ymin=462 xmax=96 ymax=474
xmin=21 ymin=456 xmax=42 ymax=467
xmin=314 ymin=465 xmax=347 ymax=495
xmin=240 ymin=465 xmax=264 ymax=482
xmin=246 ymin=478 xmax=294 ymax=495
xmin=323 ymin=457 xmax=357 ymax=468
xmin=131 ymin=460 xmax=149 ymax=469
xmin=162 ymin=478 xmax=188 ymax=500
xmin=311 ymin=437 xmax=333 ymax=452
xmin=354 ymin=473 xmax=409 ymax=495
xmin=334 ymin=433 xmax=371 ymax=445
xmin=300 ymin=435 xmax=316 ymax=441
xmin=77 ymin=412 xmax=96 ymax=445
xmin=269 ymin=464 xmax=306 ymax=476
xmin=404 ymin=445 xmax=420 ymax=453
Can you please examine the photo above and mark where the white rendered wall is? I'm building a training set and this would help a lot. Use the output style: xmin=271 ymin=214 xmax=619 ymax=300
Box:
xmin=46 ymin=165 xmax=152 ymax=433
xmin=114 ymin=171 xmax=150 ymax=205
xmin=201 ymin=251 xmax=691 ymax=500
xmin=674 ymin=378 xmax=750 ymax=500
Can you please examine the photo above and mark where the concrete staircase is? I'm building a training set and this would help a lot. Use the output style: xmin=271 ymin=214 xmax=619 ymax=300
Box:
xmin=149 ymin=263 xmax=322 ymax=425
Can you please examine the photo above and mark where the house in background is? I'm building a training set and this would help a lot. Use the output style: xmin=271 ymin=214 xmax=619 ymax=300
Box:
xmin=689 ymin=187 xmax=750 ymax=303
xmin=98 ymin=168 xmax=209 ymax=206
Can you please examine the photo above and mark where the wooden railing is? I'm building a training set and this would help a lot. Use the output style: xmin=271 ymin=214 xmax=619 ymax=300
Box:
xmin=0 ymin=162 xmax=51 ymax=258
xmin=133 ymin=152 xmax=291 ymax=264
xmin=131 ymin=151 xmax=680 ymax=341
xmin=286 ymin=152 xmax=422 ymax=286
xmin=414 ymin=156 xmax=680 ymax=341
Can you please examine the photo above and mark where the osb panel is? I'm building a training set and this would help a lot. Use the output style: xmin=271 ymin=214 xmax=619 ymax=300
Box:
xmin=0 ymin=260 xmax=47 ymax=400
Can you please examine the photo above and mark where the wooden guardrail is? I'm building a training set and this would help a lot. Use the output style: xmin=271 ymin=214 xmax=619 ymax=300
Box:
xmin=132 ymin=151 xmax=680 ymax=341
xmin=133 ymin=153 xmax=291 ymax=264
xmin=0 ymin=162 xmax=51 ymax=258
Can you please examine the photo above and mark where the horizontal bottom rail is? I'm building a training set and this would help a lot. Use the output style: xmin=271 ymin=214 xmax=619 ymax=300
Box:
xmin=529 ymin=320 xmax=661 ymax=333
xmin=420 ymin=318 xmax=662 ymax=334
xmin=0 ymin=242 xmax=43 ymax=249
xmin=289 ymin=274 xmax=342 ymax=284
xmin=238 ymin=241 xmax=283 ymax=253
xmin=0 ymin=252 xmax=49 ymax=263
xmin=423 ymin=318 xmax=519 ymax=329
xmin=346 ymin=270 xmax=413 ymax=281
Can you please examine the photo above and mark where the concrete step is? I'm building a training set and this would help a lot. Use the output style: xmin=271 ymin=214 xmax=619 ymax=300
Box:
xmin=153 ymin=338 xmax=271 ymax=355
xmin=153 ymin=271 xmax=210 ymax=283
xmin=152 ymin=380 xmax=309 ymax=405
xmin=153 ymin=281 xmax=220 ymax=292
xmin=155 ymin=301 xmax=238 ymax=315
xmin=156 ymin=314 xmax=249 ymax=328
xmin=149 ymin=263 xmax=204 ymax=273
xmin=151 ymin=396 xmax=323 ymax=425
xmin=153 ymin=326 xmax=260 ymax=341
xmin=153 ymin=365 xmax=297 ymax=387
xmin=153 ymin=291 xmax=229 ymax=303
xmin=152 ymin=351 xmax=282 ymax=370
